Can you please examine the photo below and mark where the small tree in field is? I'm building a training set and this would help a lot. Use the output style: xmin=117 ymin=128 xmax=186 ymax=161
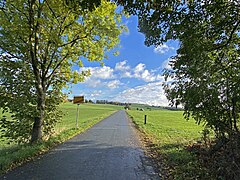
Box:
xmin=0 ymin=0 xmax=124 ymax=143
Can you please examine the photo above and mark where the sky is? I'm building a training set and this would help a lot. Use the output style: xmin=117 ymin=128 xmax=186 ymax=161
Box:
xmin=69 ymin=16 xmax=179 ymax=106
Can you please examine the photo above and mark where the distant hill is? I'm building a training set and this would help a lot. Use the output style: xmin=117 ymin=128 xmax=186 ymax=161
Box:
xmin=130 ymin=103 xmax=183 ymax=111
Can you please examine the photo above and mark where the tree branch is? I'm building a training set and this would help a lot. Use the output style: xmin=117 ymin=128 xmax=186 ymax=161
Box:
xmin=45 ymin=0 xmax=60 ymax=24
xmin=46 ymin=52 xmax=69 ymax=89
xmin=10 ymin=3 xmax=29 ymax=22
xmin=60 ymin=26 xmax=94 ymax=47
xmin=214 ymin=20 xmax=240 ymax=50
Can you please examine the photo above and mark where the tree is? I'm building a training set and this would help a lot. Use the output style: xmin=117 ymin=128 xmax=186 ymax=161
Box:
xmin=118 ymin=0 xmax=240 ymax=138
xmin=0 ymin=0 xmax=124 ymax=143
xmin=88 ymin=99 xmax=93 ymax=103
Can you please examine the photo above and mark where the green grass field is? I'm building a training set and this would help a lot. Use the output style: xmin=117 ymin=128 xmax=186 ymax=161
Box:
xmin=0 ymin=102 xmax=122 ymax=174
xmin=56 ymin=102 xmax=123 ymax=133
xmin=0 ymin=103 xmax=122 ymax=147
xmin=127 ymin=109 xmax=208 ymax=179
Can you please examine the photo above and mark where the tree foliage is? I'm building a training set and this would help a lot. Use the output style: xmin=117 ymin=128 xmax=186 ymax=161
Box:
xmin=119 ymin=0 xmax=240 ymax=137
xmin=0 ymin=0 xmax=124 ymax=143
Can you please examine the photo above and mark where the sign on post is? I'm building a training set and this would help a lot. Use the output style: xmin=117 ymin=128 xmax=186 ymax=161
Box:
xmin=73 ymin=96 xmax=84 ymax=128
xmin=73 ymin=96 xmax=84 ymax=104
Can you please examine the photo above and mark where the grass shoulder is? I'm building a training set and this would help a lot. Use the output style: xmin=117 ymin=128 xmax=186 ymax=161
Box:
xmin=127 ymin=109 xmax=211 ymax=179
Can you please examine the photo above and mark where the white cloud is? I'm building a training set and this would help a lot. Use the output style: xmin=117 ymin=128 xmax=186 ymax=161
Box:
xmin=115 ymin=60 xmax=130 ymax=71
xmin=75 ymin=62 xmax=171 ymax=105
xmin=84 ymin=79 xmax=102 ymax=88
xmin=115 ymin=60 xmax=133 ymax=78
xmin=131 ymin=63 xmax=163 ymax=82
xmin=79 ymin=60 xmax=165 ymax=89
xmin=90 ymin=90 xmax=102 ymax=97
xmin=81 ymin=66 xmax=115 ymax=80
xmin=84 ymin=79 xmax=121 ymax=89
xmin=138 ymin=69 xmax=155 ymax=82
xmin=115 ymin=61 xmax=163 ymax=82
xmin=89 ymin=90 xmax=103 ymax=100
xmin=80 ymin=66 xmax=116 ymax=89
xmin=162 ymin=58 xmax=173 ymax=69
xmin=113 ymin=82 xmax=169 ymax=106
xmin=122 ymin=71 xmax=132 ymax=78
xmin=154 ymin=44 xmax=174 ymax=54
xmin=106 ymin=80 xmax=121 ymax=89
xmin=134 ymin=63 xmax=145 ymax=73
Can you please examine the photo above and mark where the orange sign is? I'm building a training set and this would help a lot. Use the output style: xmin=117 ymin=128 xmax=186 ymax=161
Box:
xmin=73 ymin=96 xmax=84 ymax=104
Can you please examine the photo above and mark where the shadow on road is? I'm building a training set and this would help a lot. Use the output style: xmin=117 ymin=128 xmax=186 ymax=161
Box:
xmin=1 ymin=139 xmax=159 ymax=180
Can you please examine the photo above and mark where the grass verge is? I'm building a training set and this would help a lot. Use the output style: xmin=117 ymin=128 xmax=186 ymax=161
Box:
xmin=0 ymin=103 xmax=121 ymax=175
xmin=127 ymin=110 xmax=211 ymax=179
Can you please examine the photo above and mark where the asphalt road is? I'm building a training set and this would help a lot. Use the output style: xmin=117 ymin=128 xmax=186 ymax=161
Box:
xmin=1 ymin=110 xmax=159 ymax=180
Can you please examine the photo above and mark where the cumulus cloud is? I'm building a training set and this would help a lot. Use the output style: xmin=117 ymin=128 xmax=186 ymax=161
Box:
xmin=76 ymin=61 xmax=172 ymax=105
xmin=115 ymin=60 xmax=163 ymax=82
xmin=84 ymin=79 xmax=102 ymax=88
xmin=135 ymin=69 xmax=154 ymax=82
xmin=113 ymin=82 xmax=169 ymax=106
xmin=81 ymin=66 xmax=115 ymax=80
xmin=79 ymin=60 xmax=165 ymax=89
xmin=84 ymin=79 xmax=121 ymax=90
xmin=132 ymin=63 xmax=163 ymax=82
xmin=154 ymin=44 xmax=174 ymax=54
xmin=80 ymin=66 xmax=116 ymax=89
xmin=123 ymin=71 xmax=132 ymax=78
xmin=115 ymin=60 xmax=130 ymax=71
xmin=106 ymin=80 xmax=121 ymax=89
xmin=134 ymin=63 xmax=145 ymax=73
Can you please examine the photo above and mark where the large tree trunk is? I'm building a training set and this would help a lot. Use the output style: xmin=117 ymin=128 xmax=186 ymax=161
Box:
xmin=31 ymin=86 xmax=45 ymax=143
xmin=31 ymin=116 xmax=42 ymax=143
xmin=28 ymin=0 xmax=45 ymax=143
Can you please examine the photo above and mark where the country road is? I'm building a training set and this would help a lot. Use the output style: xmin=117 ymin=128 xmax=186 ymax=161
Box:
xmin=1 ymin=110 xmax=159 ymax=180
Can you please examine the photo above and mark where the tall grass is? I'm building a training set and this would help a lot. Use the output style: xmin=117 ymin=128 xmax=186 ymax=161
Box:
xmin=127 ymin=110 xmax=209 ymax=179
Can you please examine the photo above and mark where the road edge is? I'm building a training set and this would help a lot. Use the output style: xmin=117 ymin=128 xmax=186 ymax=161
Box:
xmin=126 ymin=111 xmax=170 ymax=179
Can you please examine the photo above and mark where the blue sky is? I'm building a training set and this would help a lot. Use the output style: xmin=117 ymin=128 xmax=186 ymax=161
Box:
xmin=69 ymin=16 xmax=179 ymax=106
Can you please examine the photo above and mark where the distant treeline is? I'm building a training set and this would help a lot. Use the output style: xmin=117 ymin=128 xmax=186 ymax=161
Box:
xmin=162 ymin=106 xmax=183 ymax=111
xmin=67 ymin=98 xmax=182 ymax=111
xmin=86 ymin=99 xmax=131 ymax=106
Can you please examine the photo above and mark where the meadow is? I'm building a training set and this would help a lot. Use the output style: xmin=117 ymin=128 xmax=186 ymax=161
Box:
xmin=0 ymin=102 xmax=122 ymax=174
xmin=56 ymin=102 xmax=123 ymax=133
xmin=127 ymin=109 xmax=209 ymax=179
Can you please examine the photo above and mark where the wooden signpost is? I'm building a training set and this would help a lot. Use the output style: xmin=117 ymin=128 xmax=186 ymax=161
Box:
xmin=73 ymin=96 xmax=84 ymax=128
xmin=73 ymin=96 xmax=84 ymax=104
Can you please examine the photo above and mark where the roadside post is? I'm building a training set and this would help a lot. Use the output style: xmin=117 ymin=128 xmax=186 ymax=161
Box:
xmin=73 ymin=96 xmax=84 ymax=128
xmin=76 ymin=104 xmax=80 ymax=128
xmin=144 ymin=115 xmax=147 ymax=124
